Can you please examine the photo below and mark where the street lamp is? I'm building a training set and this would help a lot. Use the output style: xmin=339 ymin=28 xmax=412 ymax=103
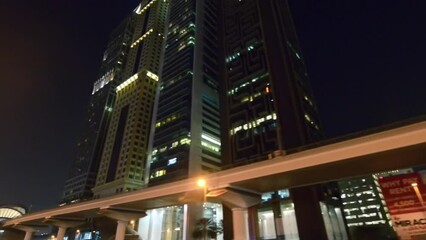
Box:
xmin=197 ymin=179 xmax=207 ymax=203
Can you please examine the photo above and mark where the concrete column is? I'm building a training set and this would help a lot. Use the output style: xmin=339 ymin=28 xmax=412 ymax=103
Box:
xmin=56 ymin=227 xmax=67 ymax=240
xmin=207 ymin=186 xmax=261 ymax=240
xmin=232 ymin=208 xmax=249 ymax=240
xmin=291 ymin=185 xmax=328 ymax=240
xmin=23 ymin=230 xmax=33 ymax=240
xmin=98 ymin=207 xmax=146 ymax=240
xmin=115 ymin=220 xmax=127 ymax=240
xmin=42 ymin=217 xmax=85 ymax=240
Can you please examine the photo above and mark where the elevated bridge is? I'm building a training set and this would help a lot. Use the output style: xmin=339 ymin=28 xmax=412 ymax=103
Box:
xmin=2 ymin=121 xmax=425 ymax=240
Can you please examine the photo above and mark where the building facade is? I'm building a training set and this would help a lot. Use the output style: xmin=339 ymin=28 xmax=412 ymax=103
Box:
xmin=61 ymin=16 xmax=134 ymax=203
xmin=338 ymin=169 xmax=413 ymax=239
xmin=221 ymin=0 xmax=321 ymax=166
xmin=221 ymin=1 xmax=343 ymax=239
xmin=92 ymin=0 xmax=169 ymax=198
xmin=63 ymin=0 xmax=347 ymax=239
xmin=147 ymin=0 xmax=222 ymax=185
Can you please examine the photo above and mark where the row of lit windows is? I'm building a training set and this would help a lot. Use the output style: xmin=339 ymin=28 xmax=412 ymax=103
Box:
xmin=155 ymin=113 xmax=180 ymax=128
xmin=92 ymin=70 xmax=115 ymax=95
xmin=241 ymin=92 xmax=262 ymax=103
xmin=116 ymin=73 xmax=139 ymax=92
xmin=230 ymin=113 xmax=277 ymax=135
xmin=227 ymin=72 xmax=269 ymax=95
xmin=303 ymin=113 xmax=319 ymax=130
xmin=135 ymin=0 xmax=158 ymax=15
xmin=201 ymin=132 xmax=221 ymax=153
xmin=225 ymin=41 xmax=261 ymax=64
xmin=151 ymin=136 xmax=191 ymax=156
xmin=201 ymin=141 xmax=220 ymax=153
xmin=177 ymin=36 xmax=195 ymax=52
xmin=347 ymin=220 xmax=387 ymax=226
xmin=131 ymin=29 xmax=154 ymax=48
xmin=116 ymin=71 xmax=159 ymax=92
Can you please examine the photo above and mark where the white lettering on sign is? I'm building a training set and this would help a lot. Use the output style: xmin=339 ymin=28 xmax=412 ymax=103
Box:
xmin=389 ymin=186 xmax=414 ymax=195
xmin=381 ymin=180 xmax=401 ymax=188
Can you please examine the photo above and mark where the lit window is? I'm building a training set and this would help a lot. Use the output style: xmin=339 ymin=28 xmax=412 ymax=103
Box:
xmin=167 ymin=158 xmax=177 ymax=166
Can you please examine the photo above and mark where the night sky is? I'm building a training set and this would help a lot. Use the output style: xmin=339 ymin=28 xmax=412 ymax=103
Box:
xmin=0 ymin=1 xmax=425 ymax=211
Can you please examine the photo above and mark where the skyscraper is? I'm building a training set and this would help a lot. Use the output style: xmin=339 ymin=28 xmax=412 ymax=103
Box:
xmin=142 ymin=1 xmax=338 ymax=239
xmin=339 ymin=169 xmax=413 ymax=239
xmin=221 ymin=1 xmax=343 ymax=239
xmin=64 ymin=0 xmax=343 ymax=238
xmin=61 ymin=16 xmax=134 ymax=203
xmin=92 ymin=0 xmax=169 ymax=198
xmin=147 ymin=0 xmax=222 ymax=185
xmin=221 ymin=0 xmax=321 ymax=166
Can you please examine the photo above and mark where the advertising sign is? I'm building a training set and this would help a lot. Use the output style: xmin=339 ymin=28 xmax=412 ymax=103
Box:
xmin=379 ymin=173 xmax=426 ymax=239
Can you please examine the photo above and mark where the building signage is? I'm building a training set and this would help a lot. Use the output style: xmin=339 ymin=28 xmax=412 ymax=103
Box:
xmin=379 ymin=173 xmax=426 ymax=239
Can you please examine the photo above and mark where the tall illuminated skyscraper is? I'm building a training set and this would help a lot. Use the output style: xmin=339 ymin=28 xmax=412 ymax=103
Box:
xmin=147 ymin=0 xmax=222 ymax=185
xmin=61 ymin=16 xmax=134 ymax=203
xmin=142 ymin=1 xmax=339 ymax=239
xmin=93 ymin=0 xmax=169 ymax=198
xmin=64 ymin=0 xmax=345 ymax=238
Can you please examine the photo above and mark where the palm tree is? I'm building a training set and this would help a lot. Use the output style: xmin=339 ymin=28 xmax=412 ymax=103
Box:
xmin=192 ymin=218 xmax=223 ymax=240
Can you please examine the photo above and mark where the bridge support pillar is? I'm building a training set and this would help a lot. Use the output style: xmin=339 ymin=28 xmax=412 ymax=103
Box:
xmin=99 ymin=207 xmax=146 ymax=240
xmin=115 ymin=220 xmax=127 ymax=240
xmin=56 ymin=226 xmax=67 ymax=240
xmin=291 ymin=185 xmax=330 ymax=240
xmin=232 ymin=208 xmax=250 ymax=240
xmin=207 ymin=186 xmax=261 ymax=240
xmin=23 ymin=230 xmax=33 ymax=240
xmin=43 ymin=217 xmax=85 ymax=240
xmin=13 ymin=225 xmax=38 ymax=240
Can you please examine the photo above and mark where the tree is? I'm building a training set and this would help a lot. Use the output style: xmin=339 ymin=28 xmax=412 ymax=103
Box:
xmin=192 ymin=218 xmax=223 ymax=240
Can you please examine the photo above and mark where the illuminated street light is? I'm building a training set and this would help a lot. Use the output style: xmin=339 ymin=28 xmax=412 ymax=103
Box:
xmin=197 ymin=179 xmax=206 ymax=188
xmin=197 ymin=179 xmax=207 ymax=202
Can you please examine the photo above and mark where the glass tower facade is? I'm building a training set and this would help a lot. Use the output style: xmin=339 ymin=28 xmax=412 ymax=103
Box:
xmin=147 ymin=0 xmax=222 ymax=185
xmin=62 ymin=1 xmax=349 ymax=239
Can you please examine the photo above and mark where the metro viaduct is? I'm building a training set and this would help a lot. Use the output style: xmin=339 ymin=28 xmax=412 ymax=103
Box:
xmin=2 ymin=121 xmax=425 ymax=240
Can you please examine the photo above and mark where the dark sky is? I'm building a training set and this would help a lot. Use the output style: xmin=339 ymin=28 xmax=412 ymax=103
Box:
xmin=0 ymin=1 xmax=425 ymax=211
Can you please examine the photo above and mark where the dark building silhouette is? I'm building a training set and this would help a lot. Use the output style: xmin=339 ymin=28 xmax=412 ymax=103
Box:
xmin=220 ymin=1 xmax=343 ymax=239
xmin=221 ymin=0 xmax=321 ymax=166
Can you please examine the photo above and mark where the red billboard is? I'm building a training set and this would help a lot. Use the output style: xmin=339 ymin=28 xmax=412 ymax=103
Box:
xmin=379 ymin=172 xmax=426 ymax=239
xmin=379 ymin=173 xmax=426 ymax=215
